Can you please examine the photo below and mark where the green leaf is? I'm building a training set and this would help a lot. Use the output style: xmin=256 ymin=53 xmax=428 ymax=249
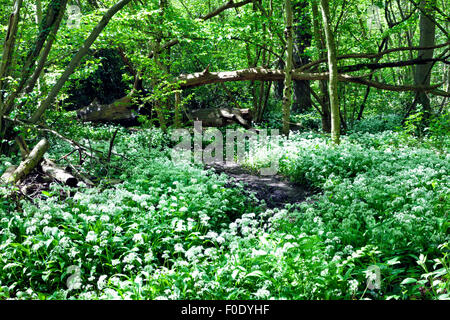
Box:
xmin=400 ymin=278 xmax=417 ymax=285
xmin=245 ymin=270 xmax=265 ymax=279
xmin=42 ymin=191 xmax=52 ymax=197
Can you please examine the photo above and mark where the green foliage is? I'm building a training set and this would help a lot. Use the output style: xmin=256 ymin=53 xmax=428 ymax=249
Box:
xmin=397 ymin=244 xmax=450 ymax=300
xmin=64 ymin=48 xmax=130 ymax=110
xmin=349 ymin=114 xmax=402 ymax=134
xmin=0 ymin=127 xmax=260 ymax=299
xmin=244 ymin=129 xmax=449 ymax=299
xmin=426 ymin=111 xmax=450 ymax=151
xmin=1 ymin=0 xmax=449 ymax=302
xmin=1 ymin=124 xmax=448 ymax=300
xmin=402 ymin=109 xmax=424 ymax=138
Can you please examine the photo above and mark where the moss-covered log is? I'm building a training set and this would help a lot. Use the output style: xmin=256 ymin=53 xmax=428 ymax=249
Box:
xmin=8 ymin=138 xmax=49 ymax=184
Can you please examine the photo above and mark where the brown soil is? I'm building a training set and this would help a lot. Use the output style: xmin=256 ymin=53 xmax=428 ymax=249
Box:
xmin=206 ymin=161 xmax=314 ymax=209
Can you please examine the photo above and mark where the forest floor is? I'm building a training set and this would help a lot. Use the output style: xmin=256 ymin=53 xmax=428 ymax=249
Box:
xmin=10 ymin=159 xmax=314 ymax=210
xmin=206 ymin=161 xmax=315 ymax=209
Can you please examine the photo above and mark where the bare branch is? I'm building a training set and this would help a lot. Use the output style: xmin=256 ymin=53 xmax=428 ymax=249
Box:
xmin=201 ymin=0 xmax=252 ymax=20
xmin=299 ymin=42 xmax=450 ymax=71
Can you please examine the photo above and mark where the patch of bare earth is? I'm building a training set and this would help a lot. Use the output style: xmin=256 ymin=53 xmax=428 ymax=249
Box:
xmin=206 ymin=161 xmax=315 ymax=209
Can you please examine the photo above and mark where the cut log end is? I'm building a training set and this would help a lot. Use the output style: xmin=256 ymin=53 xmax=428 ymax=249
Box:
xmin=41 ymin=159 xmax=78 ymax=187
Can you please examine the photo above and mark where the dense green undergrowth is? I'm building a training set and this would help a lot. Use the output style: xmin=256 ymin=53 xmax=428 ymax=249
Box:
xmin=0 ymin=116 xmax=449 ymax=300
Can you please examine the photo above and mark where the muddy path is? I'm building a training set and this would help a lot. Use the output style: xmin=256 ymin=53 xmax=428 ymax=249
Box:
xmin=206 ymin=162 xmax=315 ymax=209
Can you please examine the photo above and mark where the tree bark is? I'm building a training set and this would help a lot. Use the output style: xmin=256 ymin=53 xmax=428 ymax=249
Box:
xmin=414 ymin=0 xmax=436 ymax=120
xmin=24 ymin=0 xmax=67 ymax=96
xmin=175 ymin=67 xmax=444 ymax=93
xmin=0 ymin=0 xmax=23 ymax=101
xmin=201 ymin=0 xmax=252 ymax=20
xmin=34 ymin=0 xmax=44 ymax=91
xmin=174 ymin=91 xmax=182 ymax=128
xmin=282 ymin=0 xmax=294 ymax=136
xmin=1 ymin=0 xmax=69 ymax=117
xmin=189 ymin=108 xmax=252 ymax=128
xmin=320 ymin=0 xmax=340 ymax=144
xmin=77 ymin=96 xmax=135 ymax=122
xmin=8 ymin=139 xmax=49 ymax=184
xmin=292 ymin=0 xmax=312 ymax=113
xmin=311 ymin=0 xmax=331 ymax=132
xmin=149 ymin=0 xmax=169 ymax=132
xmin=41 ymin=159 xmax=78 ymax=187
xmin=14 ymin=135 xmax=29 ymax=160
xmin=1 ymin=166 xmax=18 ymax=184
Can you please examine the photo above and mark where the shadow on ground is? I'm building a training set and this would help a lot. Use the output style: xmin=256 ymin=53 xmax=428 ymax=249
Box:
xmin=206 ymin=161 xmax=315 ymax=209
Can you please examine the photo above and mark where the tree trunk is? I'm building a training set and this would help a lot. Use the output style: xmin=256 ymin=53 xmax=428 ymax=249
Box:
xmin=24 ymin=0 xmax=67 ymax=96
xmin=1 ymin=166 xmax=18 ymax=184
xmin=0 ymin=0 xmax=23 ymax=102
xmin=150 ymin=0 xmax=169 ymax=132
xmin=175 ymin=66 xmax=444 ymax=92
xmin=188 ymin=108 xmax=252 ymax=128
xmin=14 ymin=135 xmax=29 ymax=160
xmin=77 ymin=96 xmax=135 ymax=122
xmin=292 ymin=0 xmax=312 ymax=113
xmin=320 ymin=0 xmax=340 ymax=144
xmin=414 ymin=0 xmax=436 ymax=121
xmin=1 ymin=0 xmax=69 ymax=117
xmin=174 ymin=91 xmax=182 ymax=128
xmin=34 ymin=0 xmax=44 ymax=91
xmin=282 ymin=0 xmax=294 ymax=136
xmin=311 ymin=0 xmax=331 ymax=132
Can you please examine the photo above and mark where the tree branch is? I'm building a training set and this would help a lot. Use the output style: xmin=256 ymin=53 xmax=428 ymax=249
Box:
xmin=299 ymin=42 xmax=450 ymax=71
xmin=201 ymin=0 xmax=252 ymax=20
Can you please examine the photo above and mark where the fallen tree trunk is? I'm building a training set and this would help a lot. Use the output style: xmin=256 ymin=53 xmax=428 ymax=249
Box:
xmin=8 ymin=138 xmax=49 ymax=184
xmin=77 ymin=95 xmax=254 ymax=128
xmin=188 ymin=108 xmax=252 ymax=128
xmin=178 ymin=68 xmax=298 ymax=88
xmin=75 ymin=65 xmax=448 ymax=125
xmin=177 ymin=67 xmax=447 ymax=95
xmin=41 ymin=159 xmax=78 ymax=187
xmin=76 ymin=96 xmax=136 ymax=122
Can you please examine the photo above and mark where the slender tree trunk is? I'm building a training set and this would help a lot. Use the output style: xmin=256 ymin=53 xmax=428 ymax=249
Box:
xmin=35 ymin=0 xmax=44 ymax=91
xmin=174 ymin=91 xmax=182 ymax=128
xmin=151 ymin=0 xmax=169 ymax=132
xmin=1 ymin=0 xmax=69 ymax=117
xmin=414 ymin=0 xmax=436 ymax=122
xmin=0 ymin=0 xmax=23 ymax=145
xmin=311 ymin=0 xmax=331 ymax=132
xmin=20 ymin=0 xmax=67 ymax=100
xmin=282 ymin=0 xmax=294 ymax=136
xmin=0 ymin=0 xmax=24 ymax=102
xmin=256 ymin=18 xmax=269 ymax=122
xmin=320 ymin=0 xmax=340 ymax=144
